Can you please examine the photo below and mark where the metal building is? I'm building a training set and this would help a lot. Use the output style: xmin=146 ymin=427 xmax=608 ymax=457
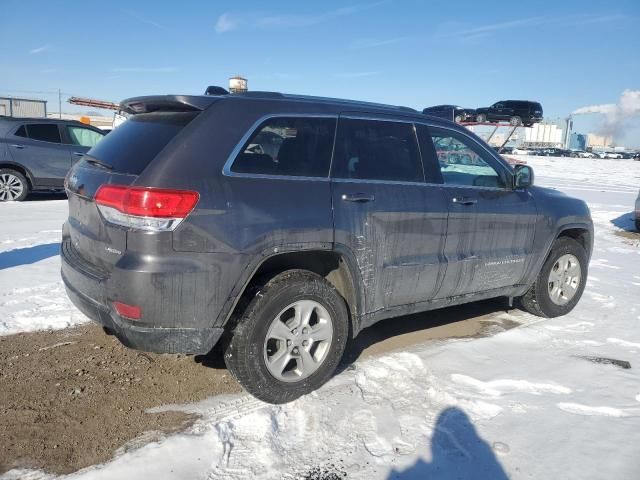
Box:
xmin=523 ymin=119 xmax=565 ymax=147
xmin=0 ymin=97 xmax=47 ymax=117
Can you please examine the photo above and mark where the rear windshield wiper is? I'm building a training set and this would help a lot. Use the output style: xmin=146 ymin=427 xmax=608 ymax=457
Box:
xmin=84 ymin=155 xmax=113 ymax=170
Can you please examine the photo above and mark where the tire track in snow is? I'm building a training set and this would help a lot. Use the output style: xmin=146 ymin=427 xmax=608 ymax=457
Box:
xmin=557 ymin=403 xmax=629 ymax=417
xmin=451 ymin=374 xmax=572 ymax=396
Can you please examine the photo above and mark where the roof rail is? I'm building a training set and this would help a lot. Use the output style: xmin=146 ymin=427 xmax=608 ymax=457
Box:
xmin=279 ymin=93 xmax=417 ymax=112
xmin=236 ymin=91 xmax=285 ymax=99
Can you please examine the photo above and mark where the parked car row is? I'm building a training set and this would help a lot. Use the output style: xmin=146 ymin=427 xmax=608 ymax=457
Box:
xmin=507 ymin=147 xmax=640 ymax=159
xmin=423 ymin=100 xmax=544 ymax=127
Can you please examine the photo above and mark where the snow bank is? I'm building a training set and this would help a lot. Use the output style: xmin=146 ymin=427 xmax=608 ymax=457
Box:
xmin=0 ymin=200 xmax=88 ymax=335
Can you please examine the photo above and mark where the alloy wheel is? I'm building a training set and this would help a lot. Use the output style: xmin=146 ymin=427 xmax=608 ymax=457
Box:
xmin=548 ymin=254 xmax=581 ymax=306
xmin=0 ymin=173 xmax=24 ymax=201
xmin=263 ymin=300 xmax=334 ymax=382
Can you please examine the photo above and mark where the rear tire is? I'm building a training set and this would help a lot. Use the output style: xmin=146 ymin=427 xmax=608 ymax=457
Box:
xmin=224 ymin=270 xmax=349 ymax=404
xmin=518 ymin=237 xmax=587 ymax=318
xmin=0 ymin=169 xmax=29 ymax=202
xmin=476 ymin=114 xmax=486 ymax=123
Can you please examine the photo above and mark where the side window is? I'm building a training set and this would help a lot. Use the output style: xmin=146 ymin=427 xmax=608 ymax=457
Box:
xmin=14 ymin=125 xmax=27 ymax=137
xmin=67 ymin=126 xmax=104 ymax=147
xmin=231 ymin=117 xmax=336 ymax=177
xmin=429 ymin=128 xmax=506 ymax=189
xmin=332 ymin=118 xmax=423 ymax=182
xmin=26 ymin=124 xmax=61 ymax=143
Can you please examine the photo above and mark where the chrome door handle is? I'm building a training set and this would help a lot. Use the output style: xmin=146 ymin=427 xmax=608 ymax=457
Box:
xmin=452 ymin=197 xmax=477 ymax=206
xmin=341 ymin=193 xmax=375 ymax=203
xmin=10 ymin=144 xmax=25 ymax=149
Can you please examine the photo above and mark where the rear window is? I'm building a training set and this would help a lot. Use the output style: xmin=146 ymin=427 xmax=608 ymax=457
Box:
xmin=18 ymin=123 xmax=62 ymax=143
xmin=86 ymin=111 xmax=198 ymax=174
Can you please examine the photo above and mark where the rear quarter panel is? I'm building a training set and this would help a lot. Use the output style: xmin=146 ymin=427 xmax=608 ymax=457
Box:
xmin=136 ymin=99 xmax=339 ymax=327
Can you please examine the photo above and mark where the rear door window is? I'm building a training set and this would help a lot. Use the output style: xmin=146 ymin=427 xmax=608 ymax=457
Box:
xmin=86 ymin=111 xmax=197 ymax=174
xmin=24 ymin=123 xmax=62 ymax=143
xmin=332 ymin=118 xmax=423 ymax=182
xmin=231 ymin=117 xmax=336 ymax=177
xmin=67 ymin=126 xmax=104 ymax=147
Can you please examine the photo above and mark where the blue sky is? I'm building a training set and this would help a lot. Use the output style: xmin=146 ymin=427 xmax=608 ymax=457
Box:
xmin=1 ymin=0 xmax=639 ymax=145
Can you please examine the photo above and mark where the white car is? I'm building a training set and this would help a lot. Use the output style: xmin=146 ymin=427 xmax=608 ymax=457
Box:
xmin=569 ymin=150 xmax=596 ymax=158
xmin=604 ymin=152 xmax=623 ymax=159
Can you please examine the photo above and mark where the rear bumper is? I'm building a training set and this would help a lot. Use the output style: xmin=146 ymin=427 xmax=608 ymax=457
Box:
xmin=60 ymin=239 xmax=224 ymax=354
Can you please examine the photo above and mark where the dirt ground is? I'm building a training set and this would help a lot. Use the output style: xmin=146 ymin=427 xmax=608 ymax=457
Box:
xmin=0 ymin=324 xmax=240 ymax=475
xmin=0 ymin=299 xmax=519 ymax=475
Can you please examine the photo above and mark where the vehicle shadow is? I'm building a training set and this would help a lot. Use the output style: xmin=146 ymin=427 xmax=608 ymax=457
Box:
xmin=340 ymin=298 xmax=512 ymax=369
xmin=26 ymin=192 xmax=67 ymax=202
xmin=196 ymin=298 xmax=513 ymax=371
xmin=610 ymin=212 xmax=637 ymax=232
xmin=387 ymin=406 xmax=509 ymax=480
xmin=0 ymin=242 xmax=60 ymax=270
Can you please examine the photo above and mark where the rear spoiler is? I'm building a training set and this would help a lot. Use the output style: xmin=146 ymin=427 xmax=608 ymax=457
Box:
xmin=119 ymin=95 xmax=221 ymax=115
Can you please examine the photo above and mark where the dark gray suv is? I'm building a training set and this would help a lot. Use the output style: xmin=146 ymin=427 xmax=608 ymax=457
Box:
xmin=61 ymin=92 xmax=593 ymax=403
xmin=0 ymin=117 xmax=105 ymax=201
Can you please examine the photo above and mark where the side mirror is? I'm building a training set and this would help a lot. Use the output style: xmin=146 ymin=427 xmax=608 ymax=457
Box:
xmin=514 ymin=164 xmax=534 ymax=189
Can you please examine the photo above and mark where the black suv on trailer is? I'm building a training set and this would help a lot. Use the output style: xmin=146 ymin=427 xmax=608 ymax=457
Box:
xmin=0 ymin=117 xmax=105 ymax=201
xmin=475 ymin=100 xmax=543 ymax=126
xmin=422 ymin=105 xmax=476 ymax=123
xmin=61 ymin=92 xmax=592 ymax=404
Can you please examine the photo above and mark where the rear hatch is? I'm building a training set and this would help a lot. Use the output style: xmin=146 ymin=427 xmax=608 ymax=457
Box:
xmin=531 ymin=102 xmax=543 ymax=117
xmin=65 ymin=98 xmax=213 ymax=275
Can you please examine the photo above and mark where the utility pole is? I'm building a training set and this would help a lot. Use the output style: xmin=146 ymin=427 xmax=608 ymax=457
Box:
xmin=58 ymin=89 xmax=62 ymax=119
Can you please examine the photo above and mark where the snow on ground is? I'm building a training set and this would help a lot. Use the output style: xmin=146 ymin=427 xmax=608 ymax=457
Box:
xmin=1 ymin=157 xmax=640 ymax=479
xmin=0 ymin=199 xmax=88 ymax=335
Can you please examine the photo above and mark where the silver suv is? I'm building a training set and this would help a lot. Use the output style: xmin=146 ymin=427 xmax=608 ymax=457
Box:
xmin=0 ymin=117 xmax=104 ymax=201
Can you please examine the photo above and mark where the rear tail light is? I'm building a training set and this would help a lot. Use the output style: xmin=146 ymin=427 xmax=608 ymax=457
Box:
xmin=113 ymin=301 xmax=142 ymax=320
xmin=95 ymin=185 xmax=199 ymax=231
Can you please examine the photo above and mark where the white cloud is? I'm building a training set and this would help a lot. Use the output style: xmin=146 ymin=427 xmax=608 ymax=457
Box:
xmin=121 ymin=9 xmax=168 ymax=31
xmin=349 ymin=37 xmax=409 ymax=50
xmin=29 ymin=45 xmax=51 ymax=55
xmin=450 ymin=17 xmax=546 ymax=39
xmin=110 ymin=67 xmax=178 ymax=73
xmin=221 ymin=1 xmax=385 ymax=32
xmin=215 ymin=13 xmax=240 ymax=33
xmin=333 ymin=71 xmax=379 ymax=78
xmin=440 ymin=13 xmax=626 ymax=42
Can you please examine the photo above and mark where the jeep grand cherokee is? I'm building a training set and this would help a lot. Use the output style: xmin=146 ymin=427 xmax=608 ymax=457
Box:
xmin=61 ymin=92 xmax=592 ymax=403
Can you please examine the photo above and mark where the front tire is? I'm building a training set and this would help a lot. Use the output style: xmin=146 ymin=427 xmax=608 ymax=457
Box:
xmin=476 ymin=113 xmax=487 ymax=123
xmin=518 ymin=237 xmax=587 ymax=318
xmin=0 ymin=169 xmax=30 ymax=202
xmin=224 ymin=270 xmax=349 ymax=404
xmin=510 ymin=116 xmax=522 ymax=126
